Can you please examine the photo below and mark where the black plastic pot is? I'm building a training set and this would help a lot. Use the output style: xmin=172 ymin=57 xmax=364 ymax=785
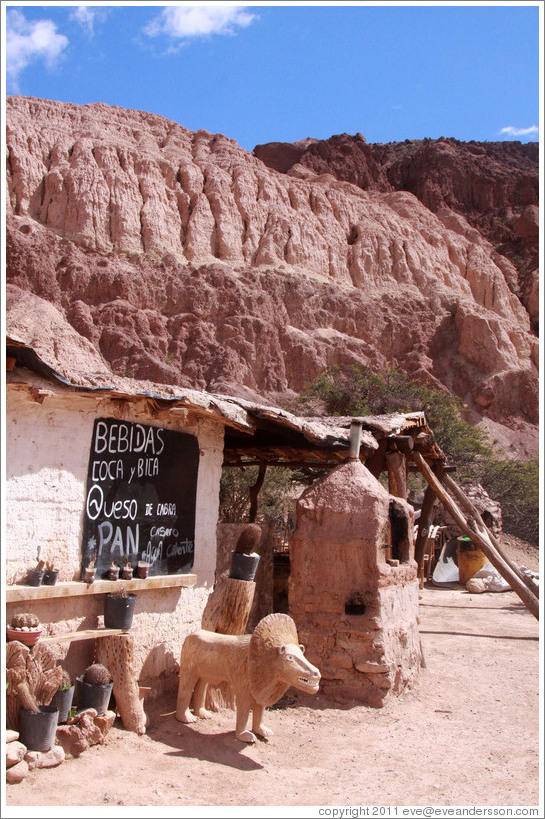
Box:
xmin=19 ymin=705 xmax=59 ymax=752
xmin=43 ymin=569 xmax=59 ymax=586
xmin=229 ymin=552 xmax=260 ymax=581
xmin=27 ymin=569 xmax=44 ymax=587
xmin=50 ymin=685 xmax=75 ymax=723
xmin=75 ymin=676 xmax=113 ymax=715
xmin=104 ymin=592 xmax=137 ymax=630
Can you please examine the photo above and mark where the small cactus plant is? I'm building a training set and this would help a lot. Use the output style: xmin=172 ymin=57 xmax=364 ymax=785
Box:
xmin=60 ymin=669 xmax=73 ymax=690
xmin=10 ymin=612 xmax=40 ymax=629
xmin=82 ymin=663 xmax=112 ymax=686
xmin=234 ymin=523 xmax=262 ymax=555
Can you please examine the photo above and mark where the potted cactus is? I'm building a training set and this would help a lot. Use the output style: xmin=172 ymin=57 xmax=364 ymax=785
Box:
xmin=104 ymin=589 xmax=137 ymax=630
xmin=121 ymin=556 xmax=133 ymax=580
xmin=83 ymin=555 xmax=96 ymax=584
xmin=43 ymin=560 xmax=59 ymax=586
xmin=27 ymin=559 xmax=45 ymax=587
xmin=50 ymin=670 xmax=75 ymax=723
xmin=108 ymin=560 xmax=120 ymax=581
xmin=75 ymin=663 xmax=113 ymax=715
xmin=6 ymin=612 xmax=43 ymax=647
xmin=136 ymin=559 xmax=150 ymax=579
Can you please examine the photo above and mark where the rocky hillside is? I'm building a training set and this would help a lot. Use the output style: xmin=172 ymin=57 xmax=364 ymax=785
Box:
xmin=5 ymin=96 xmax=539 ymax=456
xmin=254 ymin=134 xmax=540 ymax=333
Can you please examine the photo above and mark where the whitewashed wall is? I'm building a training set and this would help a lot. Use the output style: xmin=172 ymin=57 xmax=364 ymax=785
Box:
xmin=5 ymin=381 xmax=225 ymax=693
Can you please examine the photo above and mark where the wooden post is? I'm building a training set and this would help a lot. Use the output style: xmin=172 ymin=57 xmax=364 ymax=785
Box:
xmin=411 ymin=451 xmax=539 ymax=620
xmin=386 ymin=450 xmax=408 ymax=499
xmin=201 ymin=574 xmax=256 ymax=635
xmin=414 ymin=484 xmax=437 ymax=586
xmin=249 ymin=462 xmax=267 ymax=523
xmin=201 ymin=573 xmax=256 ymax=710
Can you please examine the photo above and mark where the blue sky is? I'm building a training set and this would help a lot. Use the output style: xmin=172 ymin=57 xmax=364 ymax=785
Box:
xmin=2 ymin=2 xmax=542 ymax=151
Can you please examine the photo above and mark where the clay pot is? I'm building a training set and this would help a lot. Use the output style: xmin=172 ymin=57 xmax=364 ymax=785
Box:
xmin=108 ymin=566 xmax=120 ymax=581
xmin=136 ymin=562 xmax=149 ymax=579
xmin=6 ymin=626 xmax=43 ymax=647
xmin=84 ymin=568 xmax=96 ymax=584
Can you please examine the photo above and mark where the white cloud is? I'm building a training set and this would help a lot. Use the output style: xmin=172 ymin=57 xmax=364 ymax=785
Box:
xmin=499 ymin=125 xmax=539 ymax=138
xmin=145 ymin=5 xmax=256 ymax=42
xmin=6 ymin=9 xmax=68 ymax=91
xmin=69 ymin=6 xmax=96 ymax=36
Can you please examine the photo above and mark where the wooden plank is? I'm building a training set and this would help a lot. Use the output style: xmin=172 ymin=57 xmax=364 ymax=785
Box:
xmin=40 ymin=628 xmax=128 ymax=644
xmin=5 ymin=574 xmax=197 ymax=603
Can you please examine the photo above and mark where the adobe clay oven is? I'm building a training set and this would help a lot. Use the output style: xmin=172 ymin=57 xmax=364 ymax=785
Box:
xmin=289 ymin=457 xmax=422 ymax=707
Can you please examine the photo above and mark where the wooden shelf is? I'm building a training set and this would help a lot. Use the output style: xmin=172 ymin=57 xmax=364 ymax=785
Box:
xmin=5 ymin=574 xmax=197 ymax=603
xmin=39 ymin=628 xmax=130 ymax=644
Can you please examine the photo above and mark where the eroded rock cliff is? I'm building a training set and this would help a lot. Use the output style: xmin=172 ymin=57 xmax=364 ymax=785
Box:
xmin=5 ymin=96 xmax=539 ymax=453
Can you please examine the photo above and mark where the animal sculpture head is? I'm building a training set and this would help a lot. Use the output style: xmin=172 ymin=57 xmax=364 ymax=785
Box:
xmin=248 ymin=613 xmax=321 ymax=707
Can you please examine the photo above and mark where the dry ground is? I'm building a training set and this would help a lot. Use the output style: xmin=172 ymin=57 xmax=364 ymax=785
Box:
xmin=4 ymin=537 xmax=541 ymax=816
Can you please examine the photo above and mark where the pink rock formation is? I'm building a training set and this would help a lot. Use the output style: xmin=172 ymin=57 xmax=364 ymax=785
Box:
xmin=5 ymin=96 xmax=538 ymax=449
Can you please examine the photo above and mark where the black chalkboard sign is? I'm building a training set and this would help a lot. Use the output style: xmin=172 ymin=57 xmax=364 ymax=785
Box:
xmin=81 ymin=418 xmax=200 ymax=578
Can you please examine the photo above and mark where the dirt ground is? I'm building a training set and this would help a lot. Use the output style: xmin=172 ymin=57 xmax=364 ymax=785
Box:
xmin=4 ymin=537 xmax=541 ymax=815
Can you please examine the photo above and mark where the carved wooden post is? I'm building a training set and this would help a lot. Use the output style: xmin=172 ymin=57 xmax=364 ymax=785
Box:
xmin=97 ymin=633 xmax=148 ymax=735
xmin=201 ymin=574 xmax=256 ymax=635
xmin=200 ymin=575 xmax=256 ymax=711
xmin=200 ymin=524 xmax=262 ymax=710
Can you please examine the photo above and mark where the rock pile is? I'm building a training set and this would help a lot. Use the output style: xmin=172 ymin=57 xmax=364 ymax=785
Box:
xmin=5 ymin=709 xmax=116 ymax=785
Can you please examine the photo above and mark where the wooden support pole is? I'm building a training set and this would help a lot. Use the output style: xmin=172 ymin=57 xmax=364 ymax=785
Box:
xmin=441 ymin=473 xmax=539 ymax=600
xmin=386 ymin=450 xmax=408 ymax=499
xmin=411 ymin=451 xmax=539 ymax=620
xmin=414 ymin=484 xmax=437 ymax=585
xmin=249 ymin=461 xmax=267 ymax=523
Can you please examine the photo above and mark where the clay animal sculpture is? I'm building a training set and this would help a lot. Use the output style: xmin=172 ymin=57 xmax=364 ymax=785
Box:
xmin=175 ymin=612 xmax=320 ymax=742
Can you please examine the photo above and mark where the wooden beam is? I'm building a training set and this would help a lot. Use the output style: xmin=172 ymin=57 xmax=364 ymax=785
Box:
xmin=388 ymin=434 xmax=414 ymax=453
xmin=411 ymin=451 xmax=539 ymax=620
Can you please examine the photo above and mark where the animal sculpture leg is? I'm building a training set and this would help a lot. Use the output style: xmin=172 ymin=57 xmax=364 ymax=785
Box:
xmin=192 ymin=678 xmax=213 ymax=719
xmin=234 ymin=696 xmax=256 ymax=743
xmin=175 ymin=672 xmax=199 ymax=723
xmin=251 ymin=703 xmax=273 ymax=740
